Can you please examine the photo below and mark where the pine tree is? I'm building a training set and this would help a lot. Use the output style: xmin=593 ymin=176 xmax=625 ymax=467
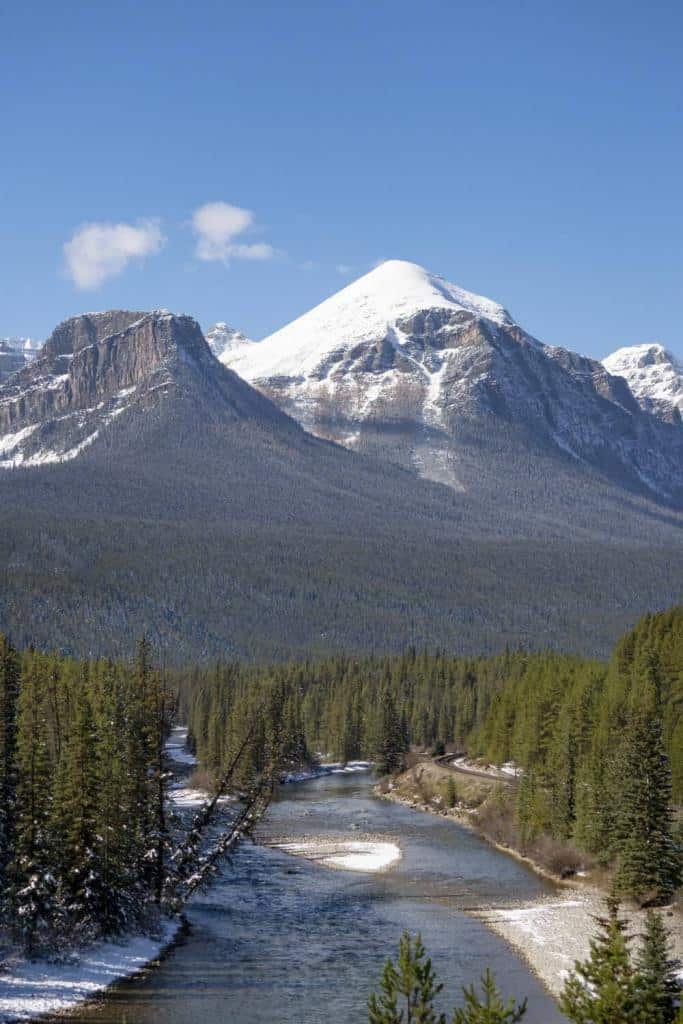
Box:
xmin=633 ymin=910 xmax=680 ymax=1024
xmin=12 ymin=658 xmax=57 ymax=954
xmin=368 ymin=932 xmax=446 ymax=1024
xmin=615 ymin=707 xmax=681 ymax=904
xmin=94 ymin=666 xmax=139 ymax=934
xmin=0 ymin=635 xmax=20 ymax=881
xmin=452 ymin=969 xmax=527 ymax=1024
xmin=376 ymin=691 xmax=405 ymax=776
xmin=559 ymin=895 xmax=639 ymax=1024
xmin=51 ymin=687 xmax=106 ymax=940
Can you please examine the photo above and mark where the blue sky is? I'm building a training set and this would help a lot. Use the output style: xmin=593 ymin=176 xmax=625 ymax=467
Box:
xmin=2 ymin=0 xmax=682 ymax=359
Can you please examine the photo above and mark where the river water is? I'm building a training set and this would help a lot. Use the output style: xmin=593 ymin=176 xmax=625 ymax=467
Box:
xmin=55 ymin=773 xmax=564 ymax=1023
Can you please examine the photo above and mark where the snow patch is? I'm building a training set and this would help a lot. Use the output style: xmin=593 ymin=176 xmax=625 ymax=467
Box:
xmin=273 ymin=839 xmax=401 ymax=873
xmin=280 ymin=761 xmax=371 ymax=783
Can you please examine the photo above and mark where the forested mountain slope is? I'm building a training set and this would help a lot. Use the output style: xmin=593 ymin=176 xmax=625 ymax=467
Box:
xmin=0 ymin=310 xmax=681 ymax=662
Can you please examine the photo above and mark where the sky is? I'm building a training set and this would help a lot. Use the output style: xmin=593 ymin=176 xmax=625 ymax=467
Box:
xmin=2 ymin=0 xmax=682 ymax=360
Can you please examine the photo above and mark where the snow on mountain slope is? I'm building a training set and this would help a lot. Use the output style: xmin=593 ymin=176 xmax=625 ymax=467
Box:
xmin=228 ymin=259 xmax=514 ymax=381
xmin=222 ymin=260 xmax=683 ymax=504
xmin=603 ymin=344 xmax=682 ymax=424
xmin=205 ymin=322 xmax=254 ymax=362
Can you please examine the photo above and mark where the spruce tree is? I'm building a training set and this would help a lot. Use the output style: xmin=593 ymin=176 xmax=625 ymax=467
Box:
xmin=559 ymin=895 xmax=638 ymax=1024
xmin=51 ymin=687 xmax=106 ymax=940
xmin=0 ymin=635 xmax=20 ymax=881
xmin=368 ymin=932 xmax=446 ymax=1024
xmin=633 ymin=910 xmax=680 ymax=1024
xmin=615 ymin=707 xmax=681 ymax=904
xmin=12 ymin=657 xmax=57 ymax=954
xmin=452 ymin=968 xmax=527 ymax=1024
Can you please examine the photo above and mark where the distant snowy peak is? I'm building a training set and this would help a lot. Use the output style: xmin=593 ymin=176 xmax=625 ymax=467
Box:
xmin=0 ymin=337 xmax=41 ymax=382
xmin=1 ymin=336 xmax=41 ymax=354
xmin=227 ymin=259 xmax=516 ymax=380
xmin=205 ymin=323 xmax=254 ymax=364
xmin=603 ymin=344 xmax=682 ymax=424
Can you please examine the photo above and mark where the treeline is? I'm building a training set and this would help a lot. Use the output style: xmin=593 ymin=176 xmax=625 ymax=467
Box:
xmin=0 ymin=638 xmax=175 ymax=953
xmin=184 ymin=608 xmax=682 ymax=903
xmin=0 ymin=638 xmax=289 ymax=957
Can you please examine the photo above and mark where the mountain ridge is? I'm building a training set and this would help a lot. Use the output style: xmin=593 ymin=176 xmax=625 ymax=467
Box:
xmin=221 ymin=260 xmax=683 ymax=505
xmin=1 ymin=299 xmax=682 ymax=663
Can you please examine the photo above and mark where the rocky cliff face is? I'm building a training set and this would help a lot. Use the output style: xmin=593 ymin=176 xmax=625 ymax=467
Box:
xmin=0 ymin=310 xmax=290 ymax=467
xmin=222 ymin=260 xmax=683 ymax=505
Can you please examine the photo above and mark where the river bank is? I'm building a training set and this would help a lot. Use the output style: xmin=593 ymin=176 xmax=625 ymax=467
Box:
xmin=0 ymin=920 xmax=182 ymax=1022
xmin=378 ymin=765 xmax=683 ymax=997
xmin=0 ymin=728 xmax=197 ymax=1022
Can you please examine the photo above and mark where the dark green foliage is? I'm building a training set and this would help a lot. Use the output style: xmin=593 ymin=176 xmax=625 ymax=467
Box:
xmin=368 ymin=932 xmax=446 ymax=1024
xmin=12 ymin=655 xmax=57 ymax=952
xmin=560 ymin=896 xmax=639 ymax=1024
xmin=0 ymin=635 xmax=19 ymax=877
xmin=615 ymin=706 xmax=681 ymax=904
xmin=367 ymin=934 xmax=526 ymax=1024
xmin=561 ymin=898 xmax=681 ymax=1024
xmin=634 ymin=910 xmax=680 ymax=1024
xmin=452 ymin=969 xmax=527 ymax=1023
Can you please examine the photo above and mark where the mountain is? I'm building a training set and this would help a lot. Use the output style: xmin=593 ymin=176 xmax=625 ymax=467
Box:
xmin=0 ymin=337 xmax=40 ymax=383
xmin=603 ymin=343 xmax=682 ymax=425
xmin=205 ymin=322 xmax=254 ymax=361
xmin=0 ymin=306 xmax=682 ymax=664
xmin=0 ymin=310 xmax=283 ymax=467
xmin=224 ymin=260 xmax=683 ymax=504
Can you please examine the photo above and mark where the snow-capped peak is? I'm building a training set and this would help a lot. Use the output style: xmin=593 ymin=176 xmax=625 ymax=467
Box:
xmin=227 ymin=260 xmax=514 ymax=380
xmin=603 ymin=343 xmax=682 ymax=421
xmin=1 ymin=336 xmax=41 ymax=355
xmin=205 ymin=323 xmax=254 ymax=363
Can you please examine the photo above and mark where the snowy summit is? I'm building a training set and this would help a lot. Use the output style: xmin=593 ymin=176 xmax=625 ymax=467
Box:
xmin=603 ymin=343 xmax=682 ymax=424
xmin=225 ymin=259 xmax=513 ymax=379
xmin=205 ymin=322 xmax=254 ymax=362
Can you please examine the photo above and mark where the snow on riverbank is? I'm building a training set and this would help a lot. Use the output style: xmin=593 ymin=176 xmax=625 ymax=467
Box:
xmin=478 ymin=891 xmax=683 ymax=997
xmin=165 ymin=726 xmax=198 ymax=767
xmin=451 ymin=756 xmax=521 ymax=779
xmin=0 ymin=729 xmax=196 ymax=1022
xmin=272 ymin=839 xmax=401 ymax=872
xmin=0 ymin=920 xmax=180 ymax=1022
xmin=169 ymin=786 xmax=236 ymax=808
xmin=281 ymin=761 xmax=371 ymax=783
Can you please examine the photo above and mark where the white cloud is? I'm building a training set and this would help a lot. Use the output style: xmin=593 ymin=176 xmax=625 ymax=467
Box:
xmin=63 ymin=219 xmax=165 ymax=290
xmin=191 ymin=201 xmax=275 ymax=263
xmin=336 ymin=264 xmax=354 ymax=275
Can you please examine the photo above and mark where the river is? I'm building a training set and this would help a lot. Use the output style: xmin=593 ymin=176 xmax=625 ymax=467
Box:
xmin=52 ymin=773 xmax=564 ymax=1023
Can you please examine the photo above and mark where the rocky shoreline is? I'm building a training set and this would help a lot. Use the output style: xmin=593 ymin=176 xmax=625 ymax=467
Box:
xmin=378 ymin=781 xmax=683 ymax=997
